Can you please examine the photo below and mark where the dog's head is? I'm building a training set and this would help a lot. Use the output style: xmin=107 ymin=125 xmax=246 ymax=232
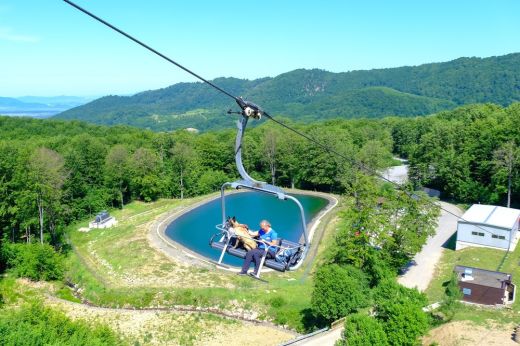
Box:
xmin=224 ymin=216 xmax=238 ymax=229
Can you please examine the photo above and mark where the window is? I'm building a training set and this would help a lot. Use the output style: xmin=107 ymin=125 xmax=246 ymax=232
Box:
xmin=499 ymin=235 xmax=505 ymax=240
xmin=471 ymin=231 xmax=485 ymax=237
xmin=462 ymin=288 xmax=472 ymax=295
xmin=492 ymin=234 xmax=506 ymax=240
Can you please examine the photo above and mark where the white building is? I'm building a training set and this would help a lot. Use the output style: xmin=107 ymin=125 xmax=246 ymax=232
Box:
xmin=456 ymin=204 xmax=520 ymax=251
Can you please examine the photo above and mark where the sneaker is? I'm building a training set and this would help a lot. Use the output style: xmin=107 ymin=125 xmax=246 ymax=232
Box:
xmin=248 ymin=272 xmax=258 ymax=278
xmin=237 ymin=272 xmax=247 ymax=276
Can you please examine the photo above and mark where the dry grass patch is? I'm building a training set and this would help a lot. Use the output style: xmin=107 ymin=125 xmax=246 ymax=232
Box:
xmin=423 ymin=320 xmax=517 ymax=346
xmin=45 ymin=297 xmax=294 ymax=346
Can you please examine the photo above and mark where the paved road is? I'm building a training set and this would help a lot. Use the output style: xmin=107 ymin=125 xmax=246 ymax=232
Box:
xmin=398 ymin=201 xmax=463 ymax=291
xmin=381 ymin=163 xmax=408 ymax=185
xmin=290 ymin=327 xmax=343 ymax=346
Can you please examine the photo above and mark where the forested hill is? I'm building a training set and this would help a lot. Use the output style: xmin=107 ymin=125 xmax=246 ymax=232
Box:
xmin=54 ymin=53 xmax=520 ymax=131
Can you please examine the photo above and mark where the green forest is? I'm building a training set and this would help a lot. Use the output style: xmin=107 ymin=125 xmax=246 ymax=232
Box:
xmin=0 ymin=113 xmax=396 ymax=245
xmin=392 ymin=103 xmax=520 ymax=206
xmin=1 ymin=101 xmax=520 ymax=344
xmin=55 ymin=53 xmax=520 ymax=131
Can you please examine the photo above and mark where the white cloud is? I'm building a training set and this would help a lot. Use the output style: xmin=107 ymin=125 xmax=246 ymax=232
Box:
xmin=0 ymin=27 xmax=39 ymax=43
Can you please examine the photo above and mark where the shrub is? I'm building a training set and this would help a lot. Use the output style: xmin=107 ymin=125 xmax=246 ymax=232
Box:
xmin=445 ymin=272 xmax=462 ymax=300
xmin=0 ymin=240 xmax=6 ymax=273
xmin=6 ymin=243 xmax=64 ymax=281
xmin=269 ymin=296 xmax=286 ymax=308
xmin=338 ymin=313 xmax=388 ymax=346
xmin=372 ymin=279 xmax=429 ymax=346
xmin=0 ymin=302 xmax=121 ymax=345
xmin=441 ymin=272 xmax=462 ymax=320
xmin=376 ymin=299 xmax=429 ymax=346
xmin=372 ymin=278 xmax=428 ymax=308
xmin=311 ymin=264 xmax=370 ymax=323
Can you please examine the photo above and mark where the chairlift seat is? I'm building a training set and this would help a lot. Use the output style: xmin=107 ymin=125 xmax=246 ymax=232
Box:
xmin=210 ymin=237 xmax=302 ymax=272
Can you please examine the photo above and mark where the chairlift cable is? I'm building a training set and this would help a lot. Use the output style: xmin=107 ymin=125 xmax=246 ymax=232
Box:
xmin=63 ymin=0 xmax=499 ymax=238
xmin=62 ymin=0 xmax=239 ymax=103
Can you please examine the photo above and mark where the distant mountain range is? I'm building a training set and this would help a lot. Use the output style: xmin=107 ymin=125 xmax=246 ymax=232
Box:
xmin=0 ymin=96 xmax=94 ymax=118
xmin=54 ymin=53 xmax=520 ymax=131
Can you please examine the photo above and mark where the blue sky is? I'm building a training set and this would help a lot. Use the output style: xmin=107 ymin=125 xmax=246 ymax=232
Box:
xmin=1 ymin=0 xmax=519 ymax=97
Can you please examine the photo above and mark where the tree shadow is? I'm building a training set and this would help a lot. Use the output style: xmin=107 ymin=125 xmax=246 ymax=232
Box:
xmin=300 ymin=308 xmax=329 ymax=332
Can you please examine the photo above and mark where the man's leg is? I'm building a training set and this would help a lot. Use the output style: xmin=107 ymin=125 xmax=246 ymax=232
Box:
xmin=252 ymin=248 xmax=266 ymax=275
xmin=240 ymin=249 xmax=258 ymax=274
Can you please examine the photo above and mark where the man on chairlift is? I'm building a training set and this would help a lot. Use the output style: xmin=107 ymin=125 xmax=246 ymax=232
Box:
xmin=238 ymin=219 xmax=278 ymax=277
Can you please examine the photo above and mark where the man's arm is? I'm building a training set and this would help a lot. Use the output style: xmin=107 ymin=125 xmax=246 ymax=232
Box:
xmin=266 ymin=231 xmax=279 ymax=246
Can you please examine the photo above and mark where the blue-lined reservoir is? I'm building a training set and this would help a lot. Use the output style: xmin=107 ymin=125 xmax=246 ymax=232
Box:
xmin=165 ymin=192 xmax=329 ymax=266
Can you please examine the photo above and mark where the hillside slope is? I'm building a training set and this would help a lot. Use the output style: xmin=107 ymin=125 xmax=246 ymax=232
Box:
xmin=55 ymin=53 xmax=520 ymax=131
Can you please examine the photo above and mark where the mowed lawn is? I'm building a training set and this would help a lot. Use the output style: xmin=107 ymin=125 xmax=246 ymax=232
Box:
xmin=425 ymin=233 xmax=520 ymax=324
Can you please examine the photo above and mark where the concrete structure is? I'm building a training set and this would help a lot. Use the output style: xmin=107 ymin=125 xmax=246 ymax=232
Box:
xmin=455 ymin=265 xmax=515 ymax=305
xmin=456 ymin=204 xmax=520 ymax=251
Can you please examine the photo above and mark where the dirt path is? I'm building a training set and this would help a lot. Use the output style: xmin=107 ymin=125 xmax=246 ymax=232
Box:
xmin=44 ymin=294 xmax=296 ymax=346
xmin=398 ymin=201 xmax=463 ymax=291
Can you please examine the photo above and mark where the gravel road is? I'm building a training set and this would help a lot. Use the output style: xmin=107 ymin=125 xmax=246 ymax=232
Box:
xmin=398 ymin=201 xmax=463 ymax=291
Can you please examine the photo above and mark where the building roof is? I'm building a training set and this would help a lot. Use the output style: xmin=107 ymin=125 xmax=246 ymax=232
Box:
xmin=454 ymin=265 xmax=512 ymax=289
xmin=460 ymin=204 xmax=520 ymax=229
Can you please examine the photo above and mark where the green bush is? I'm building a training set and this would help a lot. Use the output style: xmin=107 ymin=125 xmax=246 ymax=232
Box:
xmin=372 ymin=278 xmax=428 ymax=308
xmin=372 ymin=279 xmax=429 ymax=346
xmin=376 ymin=299 xmax=429 ymax=346
xmin=0 ymin=239 xmax=7 ymax=273
xmin=440 ymin=272 xmax=462 ymax=320
xmin=311 ymin=264 xmax=370 ymax=323
xmin=6 ymin=243 xmax=64 ymax=281
xmin=338 ymin=313 xmax=388 ymax=346
xmin=269 ymin=296 xmax=286 ymax=308
xmin=0 ymin=302 xmax=122 ymax=345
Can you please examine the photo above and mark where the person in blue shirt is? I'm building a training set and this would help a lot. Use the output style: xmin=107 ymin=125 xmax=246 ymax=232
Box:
xmin=238 ymin=219 xmax=278 ymax=277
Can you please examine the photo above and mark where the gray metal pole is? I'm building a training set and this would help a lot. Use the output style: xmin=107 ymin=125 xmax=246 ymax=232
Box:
xmin=286 ymin=195 xmax=308 ymax=247
xmin=220 ymin=183 xmax=231 ymax=225
xmin=235 ymin=116 xmax=263 ymax=184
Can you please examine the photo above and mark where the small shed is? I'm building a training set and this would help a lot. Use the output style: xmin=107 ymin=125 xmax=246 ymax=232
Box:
xmin=88 ymin=210 xmax=117 ymax=229
xmin=454 ymin=265 xmax=515 ymax=305
xmin=456 ymin=204 xmax=520 ymax=251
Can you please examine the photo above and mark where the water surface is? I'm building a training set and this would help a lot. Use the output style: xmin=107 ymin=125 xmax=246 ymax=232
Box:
xmin=165 ymin=192 xmax=328 ymax=266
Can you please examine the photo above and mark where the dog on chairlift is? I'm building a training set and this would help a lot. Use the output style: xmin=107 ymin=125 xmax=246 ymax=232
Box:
xmin=225 ymin=216 xmax=257 ymax=251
